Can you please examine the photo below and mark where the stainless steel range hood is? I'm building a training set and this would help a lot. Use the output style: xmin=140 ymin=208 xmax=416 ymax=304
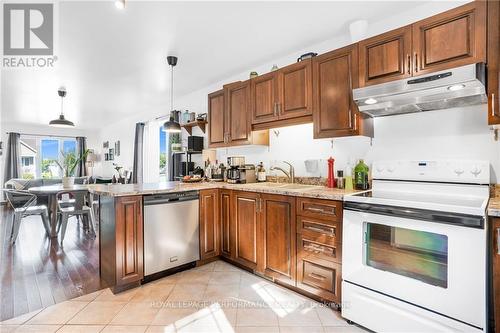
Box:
xmin=353 ymin=63 xmax=487 ymax=117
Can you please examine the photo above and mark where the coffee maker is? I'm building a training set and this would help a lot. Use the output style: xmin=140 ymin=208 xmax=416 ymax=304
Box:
xmin=226 ymin=156 xmax=256 ymax=184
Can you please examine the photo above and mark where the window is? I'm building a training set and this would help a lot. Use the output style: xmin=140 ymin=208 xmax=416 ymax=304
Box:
xmin=20 ymin=136 xmax=78 ymax=179
xmin=365 ymin=222 xmax=448 ymax=288
xmin=159 ymin=127 xmax=167 ymax=182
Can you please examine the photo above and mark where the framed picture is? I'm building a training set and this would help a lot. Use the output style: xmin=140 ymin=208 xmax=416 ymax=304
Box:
xmin=115 ymin=141 xmax=121 ymax=156
xmin=103 ymin=141 xmax=109 ymax=149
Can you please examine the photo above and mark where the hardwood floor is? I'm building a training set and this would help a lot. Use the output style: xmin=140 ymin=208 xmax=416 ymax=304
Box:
xmin=0 ymin=205 xmax=105 ymax=321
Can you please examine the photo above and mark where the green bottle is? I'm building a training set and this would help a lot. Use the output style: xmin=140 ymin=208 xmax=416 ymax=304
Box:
xmin=354 ymin=159 xmax=369 ymax=190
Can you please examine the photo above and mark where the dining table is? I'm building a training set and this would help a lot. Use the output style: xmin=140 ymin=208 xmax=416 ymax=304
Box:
xmin=28 ymin=184 xmax=92 ymax=237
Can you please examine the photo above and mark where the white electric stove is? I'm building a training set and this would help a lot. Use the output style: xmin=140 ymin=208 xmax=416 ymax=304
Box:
xmin=342 ymin=160 xmax=490 ymax=332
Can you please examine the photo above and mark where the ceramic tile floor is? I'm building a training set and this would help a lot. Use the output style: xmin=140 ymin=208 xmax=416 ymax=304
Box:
xmin=0 ymin=260 xmax=367 ymax=333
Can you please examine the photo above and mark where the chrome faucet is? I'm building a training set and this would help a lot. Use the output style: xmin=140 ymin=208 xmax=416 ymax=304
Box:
xmin=270 ymin=161 xmax=295 ymax=183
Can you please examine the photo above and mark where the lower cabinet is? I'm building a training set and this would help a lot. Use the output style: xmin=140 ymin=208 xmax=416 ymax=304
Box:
xmin=220 ymin=189 xmax=234 ymax=259
xmin=258 ymin=194 xmax=296 ymax=286
xmin=115 ymin=196 xmax=144 ymax=288
xmin=199 ymin=189 xmax=220 ymax=260
xmin=233 ymin=191 xmax=261 ymax=270
xmin=199 ymin=189 xmax=343 ymax=304
xmin=100 ymin=195 xmax=144 ymax=293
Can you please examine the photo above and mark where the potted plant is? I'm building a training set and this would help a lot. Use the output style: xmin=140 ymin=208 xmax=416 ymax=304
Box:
xmin=56 ymin=149 xmax=90 ymax=187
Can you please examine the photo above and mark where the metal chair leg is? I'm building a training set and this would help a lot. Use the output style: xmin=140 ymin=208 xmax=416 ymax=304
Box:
xmin=40 ymin=210 xmax=51 ymax=237
xmin=59 ymin=213 xmax=70 ymax=243
xmin=11 ymin=213 xmax=23 ymax=244
xmin=88 ymin=209 xmax=97 ymax=238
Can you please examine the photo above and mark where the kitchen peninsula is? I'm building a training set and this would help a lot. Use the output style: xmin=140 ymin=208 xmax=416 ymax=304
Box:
xmin=90 ymin=181 xmax=351 ymax=304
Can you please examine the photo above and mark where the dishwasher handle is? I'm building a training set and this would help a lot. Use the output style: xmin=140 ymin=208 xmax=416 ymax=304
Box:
xmin=144 ymin=191 xmax=199 ymax=206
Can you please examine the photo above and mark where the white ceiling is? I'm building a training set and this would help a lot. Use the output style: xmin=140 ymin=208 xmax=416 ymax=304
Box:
xmin=2 ymin=0 xmax=452 ymax=130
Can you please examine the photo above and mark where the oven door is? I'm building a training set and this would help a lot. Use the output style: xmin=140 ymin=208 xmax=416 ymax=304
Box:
xmin=342 ymin=206 xmax=486 ymax=329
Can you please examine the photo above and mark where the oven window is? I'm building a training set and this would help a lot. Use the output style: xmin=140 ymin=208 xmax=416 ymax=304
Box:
xmin=365 ymin=223 xmax=448 ymax=288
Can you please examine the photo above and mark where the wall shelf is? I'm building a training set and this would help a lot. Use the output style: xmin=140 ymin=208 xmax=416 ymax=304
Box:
xmin=181 ymin=120 xmax=207 ymax=135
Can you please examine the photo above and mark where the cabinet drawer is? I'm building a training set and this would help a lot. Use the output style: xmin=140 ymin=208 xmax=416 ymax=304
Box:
xmin=297 ymin=234 xmax=342 ymax=264
xmin=297 ymin=258 xmax=342 ymax=303
xmin=297 ymin=216 xmax=341 ymax=242
xmin=296 ymin=198 xmax=342 ymax=221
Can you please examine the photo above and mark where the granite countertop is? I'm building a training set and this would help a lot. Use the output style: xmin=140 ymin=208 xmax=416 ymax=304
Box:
xmin=489 ymin=186 xmax=500 ymax=217
xmin=87 ymin=181 xmax=357 ymax=201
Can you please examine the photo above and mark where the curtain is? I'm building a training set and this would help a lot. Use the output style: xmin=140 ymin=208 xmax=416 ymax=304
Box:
xmin=75 ymin=136 xmax=87 ymax=177
xmin=132 ymin=122 xmax=145 ymax=183
xmin=142 ymin=122 xmax=160 ymax=183
xmin=3 ymin=133 xmax=21 ymax=186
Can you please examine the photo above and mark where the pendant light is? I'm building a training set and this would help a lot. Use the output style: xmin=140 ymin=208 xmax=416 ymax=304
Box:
xmin=49 ymin=87 xmax=75 ymax=128
xmin=163 ymin=56 xmax=181 ymax=133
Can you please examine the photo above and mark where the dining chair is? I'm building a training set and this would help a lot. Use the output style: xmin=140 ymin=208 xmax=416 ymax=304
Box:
xmin=56 ymin=190 xmax=96 ymax=244
xmin=3 ymin=189 xmax=50 ymax=244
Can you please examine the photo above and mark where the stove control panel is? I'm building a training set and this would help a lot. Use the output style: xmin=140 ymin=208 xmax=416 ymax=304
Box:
xmin=372 ymin=160 xmax=490 ymax=184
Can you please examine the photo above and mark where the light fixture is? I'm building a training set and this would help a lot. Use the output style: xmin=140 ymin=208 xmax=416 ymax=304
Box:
xmin=163 ymin=56 xmax=182 ymax=133
xmin=114 ymin=0 xmax=126 ymax=10
xmin=49 ymin=87 xmax=75 ymax=128
xmin=365 ymin=98 xmax=377 ymax=105
xmin=447 ymin=84 xmax=466 ymax=91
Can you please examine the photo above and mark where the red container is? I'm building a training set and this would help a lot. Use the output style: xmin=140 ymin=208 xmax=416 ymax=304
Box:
xmin=327 ymin=157 xmax=335 ymax=188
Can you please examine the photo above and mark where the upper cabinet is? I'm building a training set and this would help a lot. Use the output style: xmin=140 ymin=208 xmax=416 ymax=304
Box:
xmin=208 ymin=83 xmax=269 ymax=148
xmin=359 ymin=1 xmax=486 ymax=87
xmin=225 ymin=81 xmax=252 ymax=146
xmin=413 ymin=1 xmax=486 ymax=75
xmin=208 ymin=90 xmax=226 ymax=148
xmin=488 ymin=0 xmax=500 ymax=125
xmin=251 ymin=60 xmax=313 ymax=129
xmin=359 ymin=26 xmax=413 ymax=87
xmin=313 ymin=44 xmax=373 ymax=138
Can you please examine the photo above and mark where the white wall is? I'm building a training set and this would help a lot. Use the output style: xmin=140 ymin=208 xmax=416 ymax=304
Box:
xmin=97 ymin=0 xmax=500 ymax=183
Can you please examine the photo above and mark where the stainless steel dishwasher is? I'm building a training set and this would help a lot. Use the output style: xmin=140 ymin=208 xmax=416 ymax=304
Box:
xmin=143 ymin=191 xmax=200 ymax=278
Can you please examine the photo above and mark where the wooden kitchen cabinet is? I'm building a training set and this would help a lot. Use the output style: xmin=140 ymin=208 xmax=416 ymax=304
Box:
xmin=258 ymin=194 xmax=296 ymax=286
xmin=313 ymin=44 xmax=373 ymax=138
xmin=296 ymin=197 xmax=343 ymax=303
xmin=251 ymin=60 xmax=313 ymax=129
xmin=208 ymin=90 xmax=226 ymax=148
xmin=492 ymin=217 xmax=500 ymax=332
xmin=358 ymin=26 xmax=413 ymax=87
xmin=199 ymin=189 xmax=220 ymax=260
xmin=225 ymin=81 xmax=252 ymax=145
xmin=251 ymin=72 xmax=279 ymax=125
xmin=233 ymin=191 xmax=261 ymax=270
xmin=100 ymin=195 xmax=144 ymax=293
xmin=208 ymin=83 xmax=269 ymax=148
xmin=488 ymin=0 xmax=500 ymax=125
xmin=220 ymin=189 xmax=234 ymax=259
xmin=412 ymin=1 xmax=486 ymax=75
xmin=359 ymin=2 xmax=486 ymax=87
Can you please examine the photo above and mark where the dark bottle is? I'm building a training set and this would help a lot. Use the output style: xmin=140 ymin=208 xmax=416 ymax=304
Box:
xmin=354 ymin=159 xmax=369 ymax=190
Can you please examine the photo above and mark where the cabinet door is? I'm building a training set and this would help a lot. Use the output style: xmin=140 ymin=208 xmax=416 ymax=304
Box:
xmin=199 ymin=189 xmax=220 ymax=260
xmin=251 ymin=72 xmax=279 ymax=125
xmin=208 ymin=90 xmax=226 ymax=148
xmin=220 ymin=189 xmax=234 ymax=259
xmin=359 ymin=26 xmax=412 ymax=87
xmin=297 ymin=256 xmax=342 ymax=303
xmin=488 ymin=0 xmax=500 ymax=125
xmin=233 ymin=191 xmax=260 ymax=270
xmin=313 ymin=44 xmax=361 ymax=138
xmin=225 ymin=81 xmax=251 ymax=145
xmin=258 ymin=194 xmax=296 ymax=285
xmin=493 ymin=218 xmax=500 ymax=332
xmin=277 ymin=59 xmax=313 ymax=120
xmin=412 ymin=1 xmax=486 ymax=75
xmin=115 ymin=196 xmax=143 ymax=287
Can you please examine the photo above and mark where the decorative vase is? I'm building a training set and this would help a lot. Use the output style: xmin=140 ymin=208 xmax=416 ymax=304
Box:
xmin=62 ymin=176 xmax=75 ymax=188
